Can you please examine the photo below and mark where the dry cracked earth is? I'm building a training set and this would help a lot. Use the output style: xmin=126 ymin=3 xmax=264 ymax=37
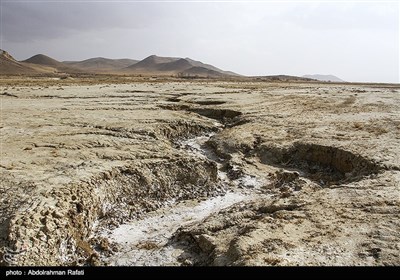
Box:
xmin=0 ymin=77 xmax=399 ymax=266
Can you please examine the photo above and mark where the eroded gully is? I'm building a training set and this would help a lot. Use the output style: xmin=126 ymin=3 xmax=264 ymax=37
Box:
xmin=97 ymin=131 xmax=269 ymax=266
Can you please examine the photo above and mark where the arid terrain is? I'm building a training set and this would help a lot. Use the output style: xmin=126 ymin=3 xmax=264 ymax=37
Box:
xmin=0 ymin=49 xmax=241 ymax=78
xmin=0 ymin=76 xmax=399 ymax=266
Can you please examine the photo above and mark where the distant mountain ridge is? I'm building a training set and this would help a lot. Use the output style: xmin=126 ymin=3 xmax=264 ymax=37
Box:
xmin=253 ymin=75 xmax=316 ymax=82
xmin=126 ymin=55 xmax=187 ymax=72
xmin=124 ymin=55 xmax=239 ymax=77
xmin=303 ymin=74 xmax=344 ymax=82
xmin=3 ymin=51 xmax=238 ymax=77
xmin=64 ymin=57 xmax=138 ymax=73
xmin=2 ymin=49 xmax=339 ymax=81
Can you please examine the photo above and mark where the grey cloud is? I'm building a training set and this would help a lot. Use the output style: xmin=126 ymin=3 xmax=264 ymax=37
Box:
xmin=1 ymin=1 xmax=398 ymax=83
xmin=2 ymin=1 xmax=165 ymax=42
xmin=285 ymin=2 xmax=398 ymax=30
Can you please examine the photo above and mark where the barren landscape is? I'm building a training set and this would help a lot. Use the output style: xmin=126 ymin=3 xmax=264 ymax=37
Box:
xmin=0 ymin=76 xmax=399 ymax=266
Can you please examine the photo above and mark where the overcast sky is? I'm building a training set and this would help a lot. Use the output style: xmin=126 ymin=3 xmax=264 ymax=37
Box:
xmin=1 ymin=0 xmax=398 ymax=83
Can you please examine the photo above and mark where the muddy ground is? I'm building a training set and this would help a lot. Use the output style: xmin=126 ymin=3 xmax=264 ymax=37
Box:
xmin=0 ymin=78 xmax=399 ymax=266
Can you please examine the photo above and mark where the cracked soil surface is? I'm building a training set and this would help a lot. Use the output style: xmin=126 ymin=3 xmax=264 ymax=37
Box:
xmin=0 ymin=78 xmax=399 ymax=266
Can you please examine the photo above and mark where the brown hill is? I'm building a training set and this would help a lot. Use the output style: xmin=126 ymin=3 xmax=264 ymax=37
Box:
xmin=23 ymin=54 xmax=81 ymax=73
xmin=178 ymin=66 xmax=226 ymax=78
xmin=63 ymin=57 xmax=138 ymax=73
xmin=23 ymin=54 xmax=62 ymax=67
xmin=184 ymin=58 xmax=240 ymax=76
xmin=158 ymin=58 xmax=193 ymax=72
xmin=125 ymin=55 xmax=179 ymax=73
xmin=0 ymin=49 xmax=38 ymax=74
xmin=125 ymin=55 xmax=237 ymax=76
xmin=1 ymin=51 xmax=238 ymax=77
xmin=135 ymin=55 xmax=179 ymax=66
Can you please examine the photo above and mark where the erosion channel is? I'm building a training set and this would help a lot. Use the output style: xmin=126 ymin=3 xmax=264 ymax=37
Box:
xmin=98 ymin=128 xmax=268 ymax=266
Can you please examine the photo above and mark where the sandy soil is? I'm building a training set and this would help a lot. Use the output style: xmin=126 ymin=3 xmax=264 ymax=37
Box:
xmin=0 ymin=78 xmax=399 ymax=266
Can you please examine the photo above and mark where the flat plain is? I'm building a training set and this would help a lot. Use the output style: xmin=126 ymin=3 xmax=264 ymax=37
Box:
xmin=0 ymin=77 xmax=399 ymax=265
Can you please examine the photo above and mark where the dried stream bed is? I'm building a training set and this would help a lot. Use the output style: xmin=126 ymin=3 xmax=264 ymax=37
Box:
xmin=0 ymin=79 xmax=399 ymax=266
xmin=98 ymin=132 xmax=268 ymax=266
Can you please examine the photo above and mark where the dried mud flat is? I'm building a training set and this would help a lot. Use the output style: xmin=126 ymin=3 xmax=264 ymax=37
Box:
xmin=0 ymin=78 xmax=399 ymax=266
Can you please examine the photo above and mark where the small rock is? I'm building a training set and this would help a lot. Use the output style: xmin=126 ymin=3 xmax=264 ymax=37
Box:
xmin=52 ymin=211 xmax=63 ymax=219
xmin=37 ymin=231 xmax=47 ymax=241
xmin=280 ymin=186 xmax=292 ymax=193
xmin=103 ymin=172 xmax=112 ymax=180
xmin=43 ymin=222 xmax=56 ymax=233
xmin=195 ymin=234 xmax=216 ymax=253
xmin=182 ymin=259 xmax=193 ymax=266
xmin=99 ymin=238 xmax=110 ymax=252
xmin=280 ymin=191 xmax=291 ymax=198
xmin=88 ymin=253 xmax=101 ymax=266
